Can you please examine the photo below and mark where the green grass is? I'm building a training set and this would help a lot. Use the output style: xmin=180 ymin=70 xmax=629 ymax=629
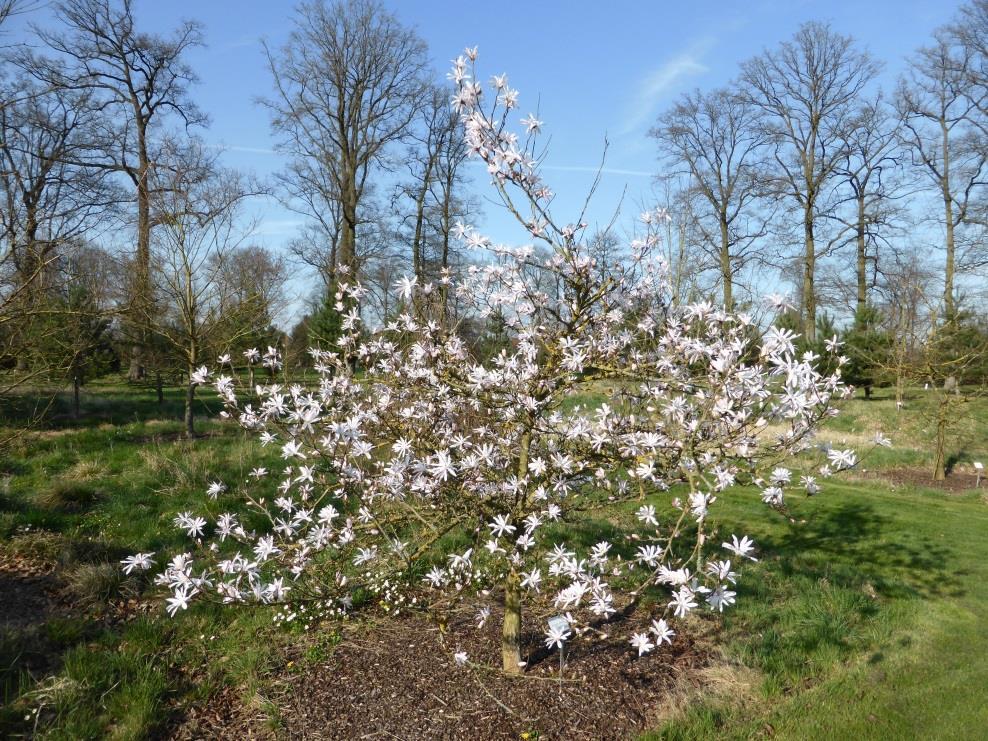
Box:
xmin=646 ymin=385 xmax=988 ymax=739
xmin=1 ymin=378 xmax=987 ymax=738
xmin=0 ymin=380 xmax=289 ymax=738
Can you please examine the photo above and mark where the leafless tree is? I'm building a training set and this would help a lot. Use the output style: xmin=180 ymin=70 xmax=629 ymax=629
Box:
xmin=651 ymin=87 xmax=769 ymax=309
xmin=0 ymin=78 xmax=117 ymax=297
xmin=263 ymin=0 xmax=429 ymax=289
xmin=214 ymin=244 xmax=288 ymax=332
xmin=393 ymin=85 xmax=473 ymax=318
xmin=0 ymin=75 xmax=119 ymax=402
xmin=897 ymin=28 xmax=988 ymax=319
xmin=742 ymin=21 xmax=879 ymax=340
xmin=27 ymin=0 xmax=206 ymax=380
xmin=830 ymin=93 xmax=905 ymax=316
xmin=148 ymin=145 xmax=261 ymax=437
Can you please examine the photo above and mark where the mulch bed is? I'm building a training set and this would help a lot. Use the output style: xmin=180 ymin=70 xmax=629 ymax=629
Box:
xmin=853 ymin=467 xmax=985 ymax=494
xmin=174 ymin=604 xmax=708 ymax=740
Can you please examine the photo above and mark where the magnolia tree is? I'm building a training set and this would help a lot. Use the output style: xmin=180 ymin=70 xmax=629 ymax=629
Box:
xmin=125 ymin=50 xmax=881 ymax=675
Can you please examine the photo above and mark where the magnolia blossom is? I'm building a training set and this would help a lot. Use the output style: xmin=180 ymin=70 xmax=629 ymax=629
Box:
xmin=132 ymin=48 xmax=876 ymax=668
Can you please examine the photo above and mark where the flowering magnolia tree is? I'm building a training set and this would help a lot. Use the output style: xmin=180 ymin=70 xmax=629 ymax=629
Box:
xmin=125 ymin=49 xmax=880 ymax=675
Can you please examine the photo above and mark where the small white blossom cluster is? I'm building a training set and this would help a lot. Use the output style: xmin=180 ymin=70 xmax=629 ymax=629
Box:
xmin=128 ymin=49 xmax=887 ymax=665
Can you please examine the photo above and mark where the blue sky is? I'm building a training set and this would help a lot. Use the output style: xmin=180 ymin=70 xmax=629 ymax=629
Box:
xmin=7 ymin=0 xmax=968 ymax=320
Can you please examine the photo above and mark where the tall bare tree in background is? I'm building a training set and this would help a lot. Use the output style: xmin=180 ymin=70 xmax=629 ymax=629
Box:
xmin=27 ymin=0 xmax=206 ymax=381
xmin=263 ymin=0 xmax=429 ymax=289
xmin=742 ymin=21 xmax=879 ymax=341
xmin=897 ymin=28 xmax=988 ymax=320
xmin=0 ymin=76 xmax=117 ymax=373
xmin=651 ymin=87 xmax=768 ymax=310
xmin=393 ymin=85 xmax=472 ymax=317
xmin=832 ymin=93 xmax=903 ymax=316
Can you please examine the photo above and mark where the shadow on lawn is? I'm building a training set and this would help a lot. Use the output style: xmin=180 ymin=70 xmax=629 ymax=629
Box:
xmin=710 ymin=498 xmax=967 ymax=690
xmin=763 ymin=499 xmax=963 ymax=601
xmin=0 ymin=383 xmax=220 ymax=431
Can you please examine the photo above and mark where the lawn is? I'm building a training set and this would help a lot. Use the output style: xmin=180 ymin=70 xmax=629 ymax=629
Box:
xmin=1 ymin=380 xmax=986 ymax=738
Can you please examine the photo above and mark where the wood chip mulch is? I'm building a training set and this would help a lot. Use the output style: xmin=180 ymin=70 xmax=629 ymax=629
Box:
xmin=853 ymin=467 xmax=985 ymax=493
xmin=174 ymin=604 xmax=708 ymax=741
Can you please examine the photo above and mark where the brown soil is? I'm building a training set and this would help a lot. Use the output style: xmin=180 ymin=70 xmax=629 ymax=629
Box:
xmin=853 ymin=467 xmax=985 ymax=494
xmin=173 ymin=606 xmax=707 ymax=741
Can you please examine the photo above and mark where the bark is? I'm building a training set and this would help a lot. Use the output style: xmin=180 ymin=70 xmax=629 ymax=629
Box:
xmin=501 ymin=570 xmax=522 ymax=674
xmin=501 ymin=430 xmax=532 ymax=674
xmin=803 ymin=207 xmax=817 ymax=342
xmin=933 ymin=395 xmax=949 ymax=481
xmin=339 ymin=165 xmax=358 ymax=280
xmin=719 ymin=215 xmax=732 ymax=310
xmin=128 ymin=128 xmax=152 ymax=382
xmin=440 ymin=187 xmax=451 ymax=319
xmin=856 ymin=196 xmax=867 ymax=315
xmin=943 ymin=194 xmax=956 ymax=319
xmin=939 ymin=113 xmax=957 ymax=319
xmin=184 ymin=378 xmax=195 ymax=439
xmin=72 ymin=373 xmax=81 ymax=419
xmin=128 ymin=346 xmax=144 ymax=382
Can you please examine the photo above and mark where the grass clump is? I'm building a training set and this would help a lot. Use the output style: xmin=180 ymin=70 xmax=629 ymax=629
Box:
xmin=64 ymin=562 xmax=138 ymax=607
xmin=39 ymin=479 xmax=101 ymax=513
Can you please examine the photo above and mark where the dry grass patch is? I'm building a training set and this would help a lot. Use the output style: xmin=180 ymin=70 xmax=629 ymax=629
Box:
xmin=39 ymin=480 xmax=101 ymax=513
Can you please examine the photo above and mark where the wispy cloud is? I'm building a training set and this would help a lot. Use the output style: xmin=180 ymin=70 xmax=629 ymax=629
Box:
xmin=253 ymin=218 xmax=304 ymax=237
xmin=619 ymin=38 xmax=714 ymax=136
xmin=222 ymin=144 xmax=279 ymax=155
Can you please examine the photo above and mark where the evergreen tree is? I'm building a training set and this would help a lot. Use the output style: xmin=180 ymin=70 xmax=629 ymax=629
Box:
xmin=842 ymin=305 xmax=892 ymax=399
xmin=307 ymin=288 xmax=343 ymax=351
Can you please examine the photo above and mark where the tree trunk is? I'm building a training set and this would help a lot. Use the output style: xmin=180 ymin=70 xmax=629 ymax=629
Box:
xmin=156 ymin=371 xmax=164 ymax=405
xmin=128 ymin=347 xmax=145 ymax=382
xmin=440 ymin=191 xmax=451 ymax=320
xmin=719 ymin=216 xmax=732 ymax=310
xmin=185 ymin=379 xmax=195 ymax=439
xmin=933 ymin=395 xmax=948 ymax=481
xmin=942 ymin=121 xmax=956 ymax=320
xmin=129 ymin=131 xmax=152 ymax=383
xmin=856 ymin=196 xmax=867 ymax=316
xmin=340 ymin=170 xmax=358 ymax=281
xmin=185 ymin=362 xmax=196 ymax=440
xmin=501 ymin=570 xmax=522 ymax=674
xmin=803 ymin=207 xmax=816 ymax=342
xmin=72 ymin=373 xmax=81 ymax=419
xmin=501 ymin=430 xmax=532 ymax=675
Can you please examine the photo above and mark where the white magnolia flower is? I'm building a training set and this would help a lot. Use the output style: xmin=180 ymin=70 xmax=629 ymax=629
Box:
xmin=630 ymin=632 xmax=655 ymax=656
xmin=121 ymin=552 xmax=155 ymax=574
xmin=723 ymin=534 xmax=758 ymax=561
xmin=189 ymin=366 xmax=210 ymax=385
xmin=649 ymin=619 xmax=675 ymax=645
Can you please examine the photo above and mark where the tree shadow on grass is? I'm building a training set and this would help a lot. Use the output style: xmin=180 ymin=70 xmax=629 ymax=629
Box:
xmin=722 ymin=498 xmax=967 ymax=688
xmin=762 ymin=500 xmax=962 ymax=601
xmin=0 ymin=386 xmax=219 ymax=431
